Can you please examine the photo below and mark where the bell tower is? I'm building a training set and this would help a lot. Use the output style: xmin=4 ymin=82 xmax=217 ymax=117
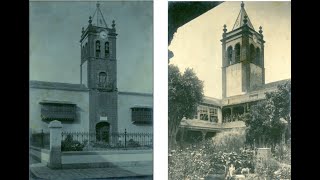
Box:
xmin=221 ymin=2 xmax=265 ymax=98
xmin=80 ymin=2 xmax=118 ymax=133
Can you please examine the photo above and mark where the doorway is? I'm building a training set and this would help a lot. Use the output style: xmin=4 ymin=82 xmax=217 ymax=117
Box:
xmin=96 ymin=122 xmax=110 ymax=143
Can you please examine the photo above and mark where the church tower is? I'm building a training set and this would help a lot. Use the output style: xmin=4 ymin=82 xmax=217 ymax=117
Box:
xmin=80 ymin=2 xmax=118 ymax=133
xmin=221 ymin=2 xmax=265 ymax=98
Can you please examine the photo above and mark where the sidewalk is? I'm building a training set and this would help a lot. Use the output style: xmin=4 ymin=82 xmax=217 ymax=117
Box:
xmin=30 ymin=163 xmax=153 ymax=180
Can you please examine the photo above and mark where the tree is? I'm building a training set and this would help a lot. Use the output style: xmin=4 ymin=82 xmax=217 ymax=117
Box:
xmin=242 ymin=80 xmax=291 ymax=148
xmin=265 ymin=81 xmax=291 ymax=139
xmin=168 ymin=64 xmax=204 ymax=148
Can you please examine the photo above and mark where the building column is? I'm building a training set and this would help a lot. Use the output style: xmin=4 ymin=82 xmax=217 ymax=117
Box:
xmin=48 ymin=120 xmax=62 ymax=169
xmin=201 ymin=131 xmax=207 ymax=141
xmin=218 ymin=107 xmax=222 ymax=124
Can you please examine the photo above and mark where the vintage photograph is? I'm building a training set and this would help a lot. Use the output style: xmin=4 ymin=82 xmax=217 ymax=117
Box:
xmin=168 ymin=1 xmax=291 ymax=179
xmin=29 ymin=1 xmax=153 ymax=179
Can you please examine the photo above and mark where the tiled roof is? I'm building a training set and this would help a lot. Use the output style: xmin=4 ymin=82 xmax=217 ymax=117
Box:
xmin=29 ymin=80 xmax=88 ymax=91
xmin=118 ymin=91 xmax=153 ymax=97
xmin=202 ymin=96 xmax=221 ymax=107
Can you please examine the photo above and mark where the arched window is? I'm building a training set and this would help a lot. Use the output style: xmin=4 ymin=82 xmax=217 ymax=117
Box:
xmin=227 ymin=46 xmax=233 ymax=65
xmin=250 ymin=44 xmax=255 ymax=63
xmin=85 ymin=43 xmax=88 ymax=57
xmin=256 ymin=48 xmax=261 ymax=66
xmin=96 ymin=41 xmax=101 ymax=58
xmin=105 ymin=42 xmax=109 ymax=58
xmin=235 ymin=43 xmax=241 ymax=63
xmin=98 ymin=72 xmax=108 ymax=87
xmin=81 ymin=46 xmax=84 ymax=58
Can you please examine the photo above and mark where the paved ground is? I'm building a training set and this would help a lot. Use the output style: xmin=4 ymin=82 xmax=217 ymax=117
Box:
xmin=30 ymin=164 xmax=152 ymax=180
xmin=29 ymin=148 xmax=153 ymax=180
xmin=29 ymin=155 xmax=152 ymax=180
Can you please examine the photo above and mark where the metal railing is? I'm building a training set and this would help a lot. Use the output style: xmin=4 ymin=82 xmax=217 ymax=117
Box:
xmin=61 ymin=129 xmax=153 ymax=151
xmin=30 ymin=130 xmax=50 ymax=149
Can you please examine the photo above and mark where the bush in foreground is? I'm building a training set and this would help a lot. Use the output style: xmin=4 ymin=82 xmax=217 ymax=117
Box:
xmin=61 ymin=134 xmax=85 ymax=151
xmin=212 ymin=128 xmax=246 ymax=153
xmin=169 ymin=141 xmax=212 ymax=180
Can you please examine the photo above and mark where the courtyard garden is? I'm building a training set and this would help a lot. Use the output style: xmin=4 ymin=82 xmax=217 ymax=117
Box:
xmin=168 ymin=67 xmax=291 ymax=180
xmin=169 ymin=129 xmax=291 ymax=180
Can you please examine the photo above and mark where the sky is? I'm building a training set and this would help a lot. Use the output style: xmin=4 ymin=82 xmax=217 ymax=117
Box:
xmin=30 ymin=1 xmax=153 ymax=94
xmin=169 ymin=1 xmax=291 ymax=99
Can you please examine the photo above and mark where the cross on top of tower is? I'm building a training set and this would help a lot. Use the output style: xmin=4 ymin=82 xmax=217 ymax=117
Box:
xmin=91 ymin=1 xmax=108 ymax=28
xmin=232 ymin=2 xmax=254 ymax=30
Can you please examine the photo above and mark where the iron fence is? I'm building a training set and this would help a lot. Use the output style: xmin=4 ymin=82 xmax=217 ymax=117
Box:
xmin=61 ymin=129 xmax=153 ymax=151
xmin=30 ymin=130 xmax=50 ymax=149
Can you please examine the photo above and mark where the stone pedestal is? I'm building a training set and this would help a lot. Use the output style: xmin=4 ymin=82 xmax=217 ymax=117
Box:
xmin=48 ymin=120 xmax=62 ymax=169
xmin=256 ymin=148 xmax=271 ymax=160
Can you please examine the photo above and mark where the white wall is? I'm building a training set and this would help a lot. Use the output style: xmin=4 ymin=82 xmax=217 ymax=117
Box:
xmin=250 ymin=63 xmax=263 ymax=89
xmin=117 ymin=93 xmax=153 ymax=133
xmin=81 ymin=61 xmax=88 ymax=87
xmin=29 ymin=88 xmax=89 ymax=132
xmin=226 ymin=63 xmax=244 ymax=97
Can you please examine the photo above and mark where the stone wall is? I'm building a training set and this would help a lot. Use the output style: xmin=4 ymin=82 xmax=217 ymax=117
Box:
xmin=226 ymin=63 xmax=244 ymax=97
xmin=89 ymin=91 xmax=118 ymax=133
xmin=29 ymin=88 xmax=90 ymax=132
xmin=249 ymin=63 xmax=263 ymax=90
xmin=117 ymin=92 xmax=153 ymax=133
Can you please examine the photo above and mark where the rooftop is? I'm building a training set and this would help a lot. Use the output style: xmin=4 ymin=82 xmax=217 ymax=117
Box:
xmin=202 ymin=96 xmax=222 ymax=107
xmin=39 ymin=100 xmax=76 ymax=105
xmin=30 ymin=80 xmax=88 ymax=91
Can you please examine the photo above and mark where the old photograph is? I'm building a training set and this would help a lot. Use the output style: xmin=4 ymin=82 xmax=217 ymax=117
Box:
xmin=29 ymin=1 xmax=153 ymax=179
xmin=168 ymin=1 xmax=291 ymax=180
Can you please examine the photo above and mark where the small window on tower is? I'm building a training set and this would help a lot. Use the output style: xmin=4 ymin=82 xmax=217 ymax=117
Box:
xmin=96 ymin=41 xmax=101 ymax=58
xmin=227 ymin=46 xmax=233 ymax=65
xmin=105 ymin=42 xmax=109 ymax=58
xmin=250 ymin=44 xmax=255 ymax=63
xmin=81 ymin=46 xmax=84 ymax=58
xmin=235 ymin=43 xmax=241 ymax=63
xmin=256 ymin=48 xmax=261 ymax=66
xmin=85 ymin=43 xmax=88 ymax=57
xmin=98 ymin=72 xmax=108 ymax=87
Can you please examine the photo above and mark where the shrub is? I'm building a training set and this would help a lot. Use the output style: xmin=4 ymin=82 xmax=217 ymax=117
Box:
xmin=245 ymin=174 xmax=260 ymax=180
xmin=61 ymin=134 xmax=85 ymax=151
xmin=274 ymin=163 xmax=291 ymax=179
xmin=212 ymin=128 xmax=246 ymax=153
xmin=169 ymin=140 xmax=255 ymax=180
xmin=210 ymin=148 xmax=255 ymax=175
xmin=273 ymin=143 xmax=291 ymax=165
xmin=169 ymin=141 xmax=213 ymax=180
xmin=91 ymin=141 xmax=111 ymax=148
xmin=254 ymin=158 xmax=279 ymax=179
xmin=127 ymin=139 xmax=140 ymax=147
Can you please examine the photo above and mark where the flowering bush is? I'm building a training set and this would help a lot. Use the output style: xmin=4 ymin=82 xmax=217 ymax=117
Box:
xmin=169 ymin=139 xmax=255 ymax=180
xmin=169 ymin=142 xmax=213 ymax=180
xmin=274 ymin=163 xmax=291 ymax=179
xmin=254 ymin=158 xmax=279 ymax=179
xmin=61 ymin=135 xmax=85 ymax=151
xmin=212 ymin=128 xmax=246 ymax=153
xmin=273 ymin=143 xmax=291 ymax=165
xmin=210 ymin=148 xmax=255 ymax=174
xmin=127 ymin=139 xmax=140 ymax=147
xmin=245 ymin=174 xmax=260 ymax=180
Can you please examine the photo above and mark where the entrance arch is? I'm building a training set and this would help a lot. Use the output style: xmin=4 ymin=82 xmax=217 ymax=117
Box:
xmin=96 ymin=122 xmax=110 ymax=143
